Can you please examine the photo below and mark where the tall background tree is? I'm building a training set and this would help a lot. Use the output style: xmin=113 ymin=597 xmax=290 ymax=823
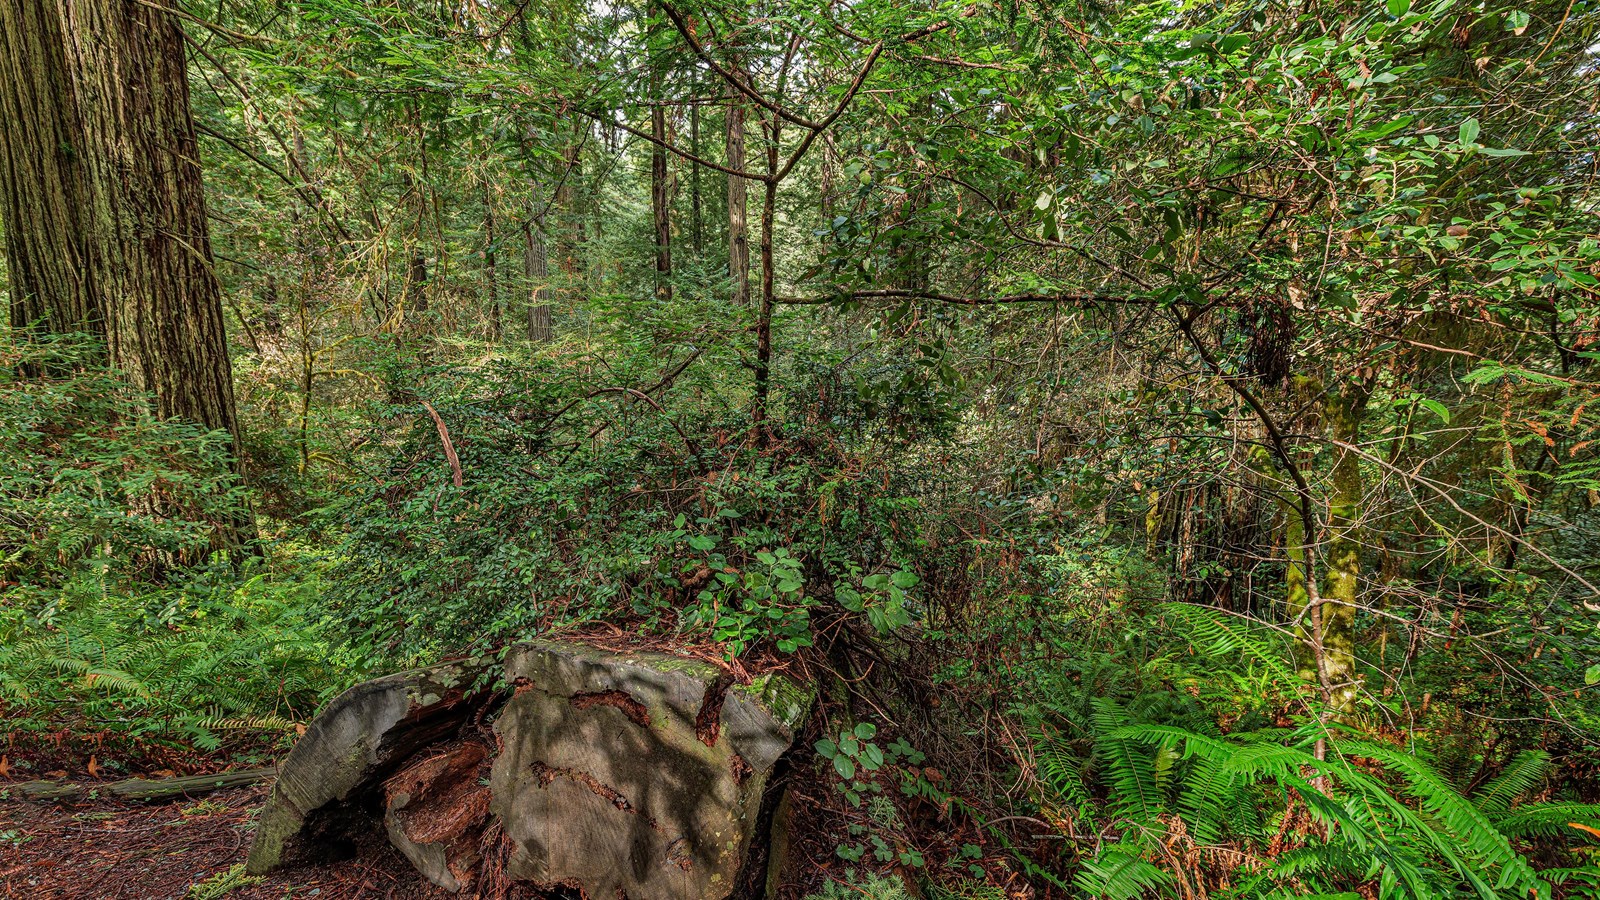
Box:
xmin=0 ymin=0 xmax=242 ymax=453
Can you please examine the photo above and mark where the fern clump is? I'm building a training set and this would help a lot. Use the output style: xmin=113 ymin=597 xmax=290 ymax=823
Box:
xmin=0 ymin=560 xmax=355 ymax=763
xmin=1017 ymin=607 xmax=1600 ymax=900
xmin=0 ymin=335 xmax=352 ymax=766
xmin=803 ymin=872 xmax=914 ymax=900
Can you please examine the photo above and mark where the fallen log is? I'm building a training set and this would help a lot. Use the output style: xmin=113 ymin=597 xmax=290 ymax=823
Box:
xmin=245 ymin=639 xmax=812 ymax=900
xmin=2 ymin=766 xmax=276 ymax=802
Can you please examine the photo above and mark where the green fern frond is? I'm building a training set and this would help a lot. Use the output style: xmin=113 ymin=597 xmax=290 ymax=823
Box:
xmin=1541 ymin=866 xmax=1600 ymax=900
xmin=1489 ymin=801 xmax=1600 ymax=840
xmin=1098 ymin=735 xmax=1166 ymax=824
xmin=1074 ymin=839 xmax=1172 ymax=900
xmin=1333 ymin=742 xmax=1548 ymax=900
xmin=81 ymin=667 xmax=153 ymax=698
xmin=1278 ymin=770 xmax=1439 ymax=900
xmin=1092 ymin=701 xmax=1166 ymax=825
xmin=1035 ymin=732 xmax=1093 ymax=817
xmin=1158 ymin=602 xmax=1298 ymax=687
xmin=1471 ymin=751 xmax=1550 ymax=814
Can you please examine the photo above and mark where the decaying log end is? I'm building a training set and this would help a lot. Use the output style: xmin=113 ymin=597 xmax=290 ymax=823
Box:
xmin=245 ymin=640 xmax=811 ymax=900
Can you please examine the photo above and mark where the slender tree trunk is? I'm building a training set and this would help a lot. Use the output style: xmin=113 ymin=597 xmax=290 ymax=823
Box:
xmin=1282 ymin=490 xmax=1316 ymax=681
xmin=752 ymin=111 xmax=778 ymax=433
xmin=297 ymin=282 xmax=314 ymax=474
xmin=403 ymin=250 xmax=430 ymax=325
xmin=1274 ymin=375 xmax=1321 ymax=685
xmin=556 ymin=129 xmax=582 ymax=301
xmin=1320 ymin=379 xmax=1370 ymax=714
xmin=690 ymin=94 xmax=703 ymax=256
xmin=725 ymin=87 xmax=750 ymax=307
xmin=650 ymin=105 xmax=673 ymax=300
xmin=0 ymin=0 xmax=243 ymax=452
xmin=524 ymin=207 xmax=552 ymax=343
xmin=647 ymin=3 xmax=673 ymax=300
xmin=819 ymin=133 xmax=836 ymax=220
xmin=484 ymin=182 xmax=500 ymax=340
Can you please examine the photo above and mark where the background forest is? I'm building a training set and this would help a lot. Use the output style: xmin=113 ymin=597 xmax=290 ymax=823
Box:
xmin=3 ymin=0 xmax=1600 ymax=895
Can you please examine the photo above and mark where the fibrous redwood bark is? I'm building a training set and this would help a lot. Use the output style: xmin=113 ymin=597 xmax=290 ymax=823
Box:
xmin=652 ymin=104 xmax=674 ymax=301
xmin=523 ymin=207 xmax=553 ymax=343
xmin=0 ymin=0 xmax=242 ymax=452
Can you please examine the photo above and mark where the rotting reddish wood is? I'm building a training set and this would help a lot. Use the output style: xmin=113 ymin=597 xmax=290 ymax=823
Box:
xmin=384 ymin=739 xmax=495 ymax=892
xmin=385 ymin=741 xmax=491 ymax=845
xmin=530 ymin=761 xmax=634 ymax=815
xmin=570 ymin=689 xmax=650 ymax=727
xmin=695 ymin=673 xmax=734 ymax=747
xmin=475 ymin=819 xmax=517 ymax=900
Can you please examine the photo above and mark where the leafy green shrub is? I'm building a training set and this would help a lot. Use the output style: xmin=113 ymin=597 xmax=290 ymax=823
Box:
xmin=321 ymin=356 xmax=949 ymax=664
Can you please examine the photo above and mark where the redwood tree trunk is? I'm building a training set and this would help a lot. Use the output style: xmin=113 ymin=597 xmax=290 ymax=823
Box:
xmin=651 ymin=103 xmax=673 ymax=301
xmin=648 ymin=5 xmax=673 ymax=301
xmin=725 ymin=87 xmax=750 ymax=308
xmin=0 ymin=0 xmax=242 ymax=453
xmin=554 ymin=128 xmax=583 ymax=312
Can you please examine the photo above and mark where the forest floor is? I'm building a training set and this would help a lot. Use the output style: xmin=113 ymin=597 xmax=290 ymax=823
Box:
xmin=0 ymin=784 xmax=458 ymax=900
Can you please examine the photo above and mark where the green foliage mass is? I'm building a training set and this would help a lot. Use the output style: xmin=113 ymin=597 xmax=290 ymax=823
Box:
xmin=5 ymin=0 xmax=1600 ymax=892
xmin=0 ymin=335 xmax=353 ymax=760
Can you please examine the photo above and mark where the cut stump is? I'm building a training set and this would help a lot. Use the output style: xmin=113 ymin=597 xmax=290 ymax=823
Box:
xmin=245 ymin=640 xmax=810 ymax=900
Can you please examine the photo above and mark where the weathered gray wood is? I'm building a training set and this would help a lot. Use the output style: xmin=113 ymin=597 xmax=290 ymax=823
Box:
xmin=245 ymin=639 xmax=810 ymax=900
xmin=244 ymin=657 xmax=497 ymax=876
xmin=488 ymin=641 xmax=806 ymax=900
xmin=4 ymin=767 xmax=275 ymax=802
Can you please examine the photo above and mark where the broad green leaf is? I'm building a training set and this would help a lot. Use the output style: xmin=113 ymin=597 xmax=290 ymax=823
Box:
xmin=1419 ymin=398 xmax=1451 ymax=424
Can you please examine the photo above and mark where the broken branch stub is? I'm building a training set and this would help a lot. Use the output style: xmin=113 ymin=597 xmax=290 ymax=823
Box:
xmin=246 ymin=640 xmax=811 ymax=900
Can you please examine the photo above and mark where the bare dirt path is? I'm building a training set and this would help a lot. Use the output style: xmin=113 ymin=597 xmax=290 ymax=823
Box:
xmin=0 ymin=784 xmax=454 ymax=899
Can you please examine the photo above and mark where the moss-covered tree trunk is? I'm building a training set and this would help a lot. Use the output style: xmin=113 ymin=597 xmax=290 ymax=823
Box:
xmin=1320 ymin=379 xmax=1370 ymax=713
xmin=1281 ymin=490 xmax=1316 ymax=681
xmin=0 ymin=0 xmax=241 ymax=452
xmin=1277 ymin=376 xmax=1321 ymax=686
